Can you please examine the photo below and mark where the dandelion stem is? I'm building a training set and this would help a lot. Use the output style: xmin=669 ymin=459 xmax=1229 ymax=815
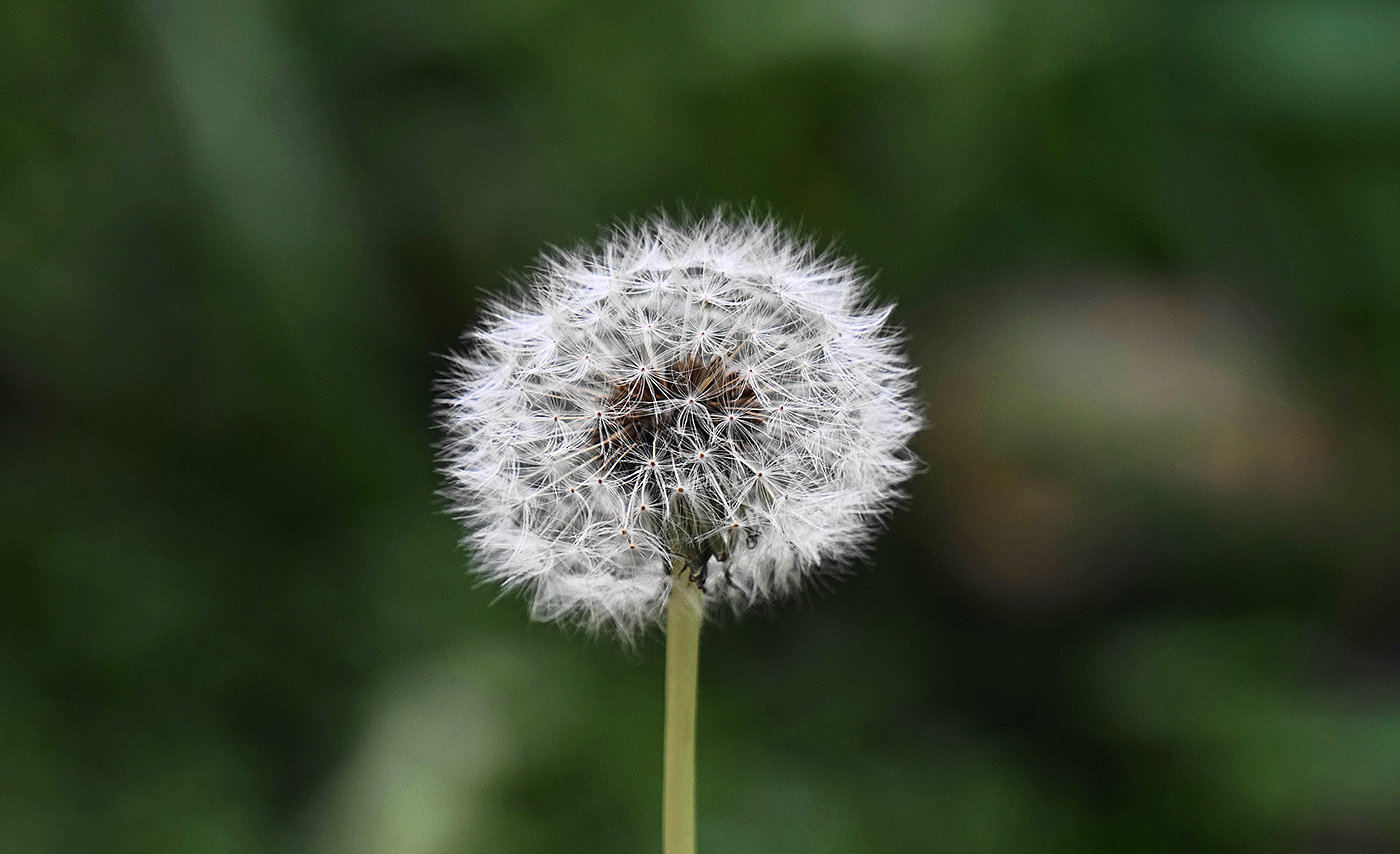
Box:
xmin=663 ymin=560 xmax=702 ymax=854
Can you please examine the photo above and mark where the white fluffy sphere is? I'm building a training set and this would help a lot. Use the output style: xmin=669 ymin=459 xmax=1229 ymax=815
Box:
xmin=438 ymin=214 xmax=921 ymax=639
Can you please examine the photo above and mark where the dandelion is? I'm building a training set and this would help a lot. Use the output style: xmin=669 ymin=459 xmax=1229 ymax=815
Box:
xmin=439 ymin=213 xmax=920 ymax=634
xmin=437 ymin=211 xmax=921 ymax=853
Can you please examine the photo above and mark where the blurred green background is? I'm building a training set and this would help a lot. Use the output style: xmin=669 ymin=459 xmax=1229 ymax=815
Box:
xmin=4 ymin=0 xmax=1400 ymax=851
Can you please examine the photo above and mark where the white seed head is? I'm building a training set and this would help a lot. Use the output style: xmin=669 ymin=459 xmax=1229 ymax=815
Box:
xmin=438 ymin=213 xmax=922 ymax=640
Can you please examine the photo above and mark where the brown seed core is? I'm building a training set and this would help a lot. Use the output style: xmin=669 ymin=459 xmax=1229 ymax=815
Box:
xmin=593 ymin=356 xmax=762 ymax=466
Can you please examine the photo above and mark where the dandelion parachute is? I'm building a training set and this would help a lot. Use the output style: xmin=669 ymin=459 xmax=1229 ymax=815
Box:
xmin=438 ymin=213 xmax=921 ymax=639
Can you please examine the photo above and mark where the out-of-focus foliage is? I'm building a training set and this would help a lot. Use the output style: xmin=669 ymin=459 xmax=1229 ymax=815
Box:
xmin=3 ymin=0 xmax=1399 ymax=851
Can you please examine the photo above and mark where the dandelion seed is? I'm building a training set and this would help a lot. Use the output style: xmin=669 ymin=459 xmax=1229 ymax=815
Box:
xmin=437 ymin=211 xmax=921 ymax=640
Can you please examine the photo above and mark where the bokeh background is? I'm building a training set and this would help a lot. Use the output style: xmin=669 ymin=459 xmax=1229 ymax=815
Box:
xmin=5 ymin=0 xmax=1400 ymax=851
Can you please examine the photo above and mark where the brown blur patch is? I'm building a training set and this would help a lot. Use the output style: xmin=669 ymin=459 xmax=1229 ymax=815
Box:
xmin=913 ymin=281 xmax=1371 ymax=613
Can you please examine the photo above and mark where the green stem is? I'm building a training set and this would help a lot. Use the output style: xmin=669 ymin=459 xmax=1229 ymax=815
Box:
xmin=663 ymin=561 xmax=702 ymax=854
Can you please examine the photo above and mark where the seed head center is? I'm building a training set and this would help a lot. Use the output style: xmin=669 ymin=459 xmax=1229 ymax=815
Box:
xmin=594 ymin=356 xmax=762 ymax=467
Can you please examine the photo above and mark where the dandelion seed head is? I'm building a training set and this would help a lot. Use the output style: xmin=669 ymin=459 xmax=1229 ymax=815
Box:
xmin=438 ymin=212 xmax=922 ymax=640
